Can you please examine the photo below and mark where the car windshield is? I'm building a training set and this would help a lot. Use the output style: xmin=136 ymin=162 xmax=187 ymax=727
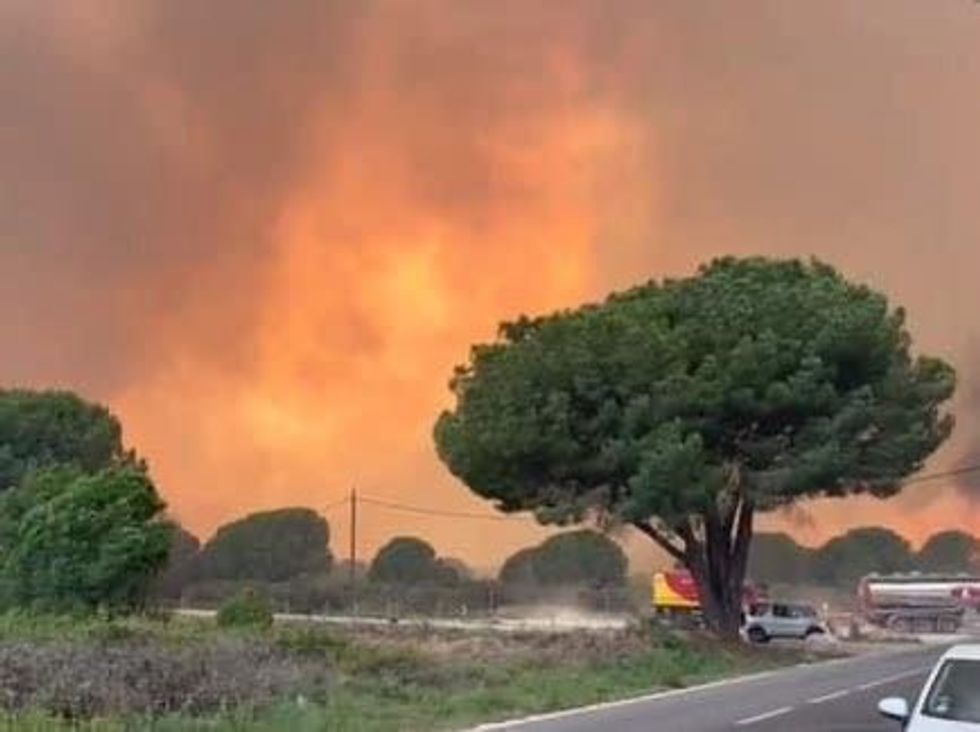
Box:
xmin=922 ymin=659 xmax=980 ymax=723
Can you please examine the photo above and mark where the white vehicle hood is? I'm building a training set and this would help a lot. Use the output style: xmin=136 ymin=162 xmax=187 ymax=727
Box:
xmin=909 ymin=716 xmax=980 ymax=731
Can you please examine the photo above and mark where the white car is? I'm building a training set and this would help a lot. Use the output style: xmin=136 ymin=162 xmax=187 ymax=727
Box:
xmin=879 ymin=644 xmax=980 ymax=730
xmin=742 ymin=601 xmax=827 ymax=643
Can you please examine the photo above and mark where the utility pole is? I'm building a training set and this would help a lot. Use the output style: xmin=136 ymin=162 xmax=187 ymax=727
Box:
xmin=349 ymin=486 xmax=357 ymax=615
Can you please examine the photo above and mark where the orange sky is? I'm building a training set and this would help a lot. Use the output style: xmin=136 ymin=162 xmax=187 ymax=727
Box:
xmin=1 ymin=1 xmax=977 ymax=571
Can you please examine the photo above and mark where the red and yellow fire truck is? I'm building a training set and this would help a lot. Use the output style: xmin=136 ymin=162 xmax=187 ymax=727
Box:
xmin=652 ymin=570 xmax=765 ymax=617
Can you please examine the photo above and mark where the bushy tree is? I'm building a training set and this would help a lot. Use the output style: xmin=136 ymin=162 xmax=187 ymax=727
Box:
xmin=917 ymin=530 xmax=979 ymax=574
xmin=152 ymin=524 xmax=201 ymax=600
xmin=436 ymin=258 xmax=955 ymax=635
xmin=0 ymin=390 xmax=130 ymax=491
xmin=0 ymin=466 xmax=76 ymax=552
xmin=198 ymin=508 xmax=331 ymax=583
xmin=0 ymin=466 xmax=171 ymax=611
xmin=748 ymin=532 xmax=812 ymax=585
xmin=498 ymin=548 xmax=538 ymax=585
xmin=440 ymin=557 xmax=474 ymax=581
xmin=499 ymin=531 xmax=627 ymax=587
xmin=811 ymin=527 xmax=914 ymax=587
xmin=368 ymin=537 xmax=460 ymax=585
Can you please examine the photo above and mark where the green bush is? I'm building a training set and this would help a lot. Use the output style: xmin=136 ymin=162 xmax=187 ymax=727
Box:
xmin=216 ymin=588 xmax=273 ymax=630
xmin=0 ymin=466 xmax=171 ymax=612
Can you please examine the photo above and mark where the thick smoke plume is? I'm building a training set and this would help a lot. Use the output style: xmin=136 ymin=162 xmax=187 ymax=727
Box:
xmin=1 ymin=1 xmax=977 ymax=565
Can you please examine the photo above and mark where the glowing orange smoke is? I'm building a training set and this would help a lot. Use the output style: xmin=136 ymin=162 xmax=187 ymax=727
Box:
xmin=112 ymin=31 xmax=647 ymax=564
xmin=3 ymin=0 xmax=977 ymax=571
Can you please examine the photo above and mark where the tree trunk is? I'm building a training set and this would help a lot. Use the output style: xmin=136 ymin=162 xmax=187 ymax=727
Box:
xmin=688 ymin=549 xmax=744 ymax=638
xmin=634 ymin=497 xmax=754 ymax=639
xmin=689 ymin=498 xmax=754 ymax=639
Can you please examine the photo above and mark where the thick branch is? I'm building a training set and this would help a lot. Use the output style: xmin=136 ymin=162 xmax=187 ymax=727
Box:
xmin=632 ymin=520 xmax=685 ymax=562
xmin=729 ymin=497 xmax=755 ymax=596
xmin=676 ymin=518 xmax=708 ymax=579
xmin=731 ymin=496 xmax=754 ymax=561
xmin=676 ymin=519 xmax=699 ymax=554
xmin=719 ymin=461 xmax=742 ymax=539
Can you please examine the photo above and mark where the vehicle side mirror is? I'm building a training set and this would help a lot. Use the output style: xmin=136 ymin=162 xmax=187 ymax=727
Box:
xmin=877 ymin=697 xmax=909 ymax=722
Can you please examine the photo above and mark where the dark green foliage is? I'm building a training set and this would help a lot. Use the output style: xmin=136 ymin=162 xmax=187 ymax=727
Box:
xmin=216 ymin=587 xmax=274 ymax=629
xmin=498 ymin=548 xmax=539 ymax=586
xmin=369 ymin=537 xmax=460 ymax=585
xmin=0 ymin=389 xmax=165 ymax=613
xmin=0 ymin=390 xmax=129 ymax=491
xmin=151 ymin=524 xmax=201 ymax=600
xmin=916 ymin=530 xmax=979 ymax=574
xmin=750 ymin=528 xmax=978 ymax=587
xmin=0 ymin=466 xmax=78 ymax=553
xmin=811 ymin=527 xmax=914 ymax=587
xmin=440 ymin=557 xmax=474 ymax=581
xmin=198 ymin=508 xmax=331 ymax=583
xmin=748 ymin=532 xmax=812 ymax=585
xmin=499 ymin=530 xmax=627 ymax=587
xmin=435 ymin=257 xmax=955 ymax=634
xmin=437 ymin=257 xmax=955 ymax=519
xmin=0 ymin=467 xmax=171 ymax=611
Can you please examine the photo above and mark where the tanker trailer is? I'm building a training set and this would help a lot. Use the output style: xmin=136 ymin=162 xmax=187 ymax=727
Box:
xmin=859 ymin=573 xmax=979 ymax=633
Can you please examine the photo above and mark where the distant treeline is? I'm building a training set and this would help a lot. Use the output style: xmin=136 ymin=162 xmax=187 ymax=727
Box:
xmin=0 ymin=388 xmax=633 ymax=616
xmin=3 ymin=388 xmax=972 ymax=616
xmin=748 ymin=527 xmax=979 ymax=589
xmin=157 ymin=512 xmax=632 ymax=614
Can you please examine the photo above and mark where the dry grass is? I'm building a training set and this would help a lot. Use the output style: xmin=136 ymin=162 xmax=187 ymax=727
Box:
xmin=0 ymin=636 xmax=330 ymax=720
xmin=331 ymin=622 xmax=655 ymax=666
xmin=0 ymin=613 xmax=805 ymax=731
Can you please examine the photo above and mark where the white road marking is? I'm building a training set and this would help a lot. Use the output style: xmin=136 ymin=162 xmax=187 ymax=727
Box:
xmin=471 ymin=649 xmax=941 ymax=730
xmin=807 ymin=689 xmax=850 ymax=704
xmin=472 ymin=669 xmax=782 ymax=730
xmin=734 ymin=706 xmax=794 ymax=726
xmin=857 ymin=667 xmax=929 ymax=692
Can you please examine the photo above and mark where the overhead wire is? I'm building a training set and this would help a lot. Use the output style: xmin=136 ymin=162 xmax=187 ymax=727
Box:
xmin=357 ymin=495 xmax=524 ymax=522
xmin=321 ymin=496 xmax=351 ymax=512
xmin=319 ymin=462 xmax=980 ymax=521
xmin=899 ymin=462 xmax=980 ymax=486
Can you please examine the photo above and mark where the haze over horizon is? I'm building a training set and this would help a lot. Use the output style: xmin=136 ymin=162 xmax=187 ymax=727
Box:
xmin=2 ymin=0 xmax=978 ymax=568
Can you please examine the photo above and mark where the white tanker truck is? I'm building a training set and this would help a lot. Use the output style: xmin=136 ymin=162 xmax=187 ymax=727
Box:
xmin=859 ymin=573 xmax=980 ymax=633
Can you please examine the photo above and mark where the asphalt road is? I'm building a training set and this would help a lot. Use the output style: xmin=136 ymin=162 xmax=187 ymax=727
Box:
xmin=475 ymin=644 xmax=950 ymax=732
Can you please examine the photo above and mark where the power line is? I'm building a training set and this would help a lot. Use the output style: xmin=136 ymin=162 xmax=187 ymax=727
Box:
xmin=321 ymin=496 xmax=350 ymax=512
xmin=901 ymin=462 xmax=980 ymax=486
xmin=358 ymin=494 xmax=524 ymax=522
xmin=326 ymin=461 xmax=980 ymax=523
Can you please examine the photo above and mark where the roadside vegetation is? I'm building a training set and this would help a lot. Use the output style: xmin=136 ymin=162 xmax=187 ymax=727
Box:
xmin=0 ymin=613 xmax=805 ymax=731
xmin=0 ymin=382 xmax=802 ymax=729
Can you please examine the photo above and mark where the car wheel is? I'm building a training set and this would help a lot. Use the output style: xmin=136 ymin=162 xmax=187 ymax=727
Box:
xmin=804 ymin=626 xmax=825 ymax=639
xmin=747 ymin=626 xmax=769 ymax=644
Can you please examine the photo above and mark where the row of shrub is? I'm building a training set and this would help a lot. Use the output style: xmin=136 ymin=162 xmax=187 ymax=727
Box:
xmin=748 ymin=527 xmax=980 ymax=589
